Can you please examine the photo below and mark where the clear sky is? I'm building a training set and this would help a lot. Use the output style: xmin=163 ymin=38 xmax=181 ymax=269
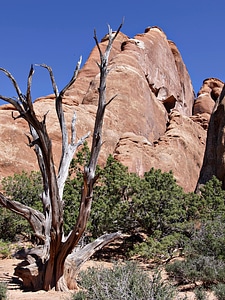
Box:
xmin=0 ymin=0 xmax=224 ymax=105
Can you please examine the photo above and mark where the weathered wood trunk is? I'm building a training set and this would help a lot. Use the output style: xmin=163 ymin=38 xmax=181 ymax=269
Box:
xmin=0 ymin=23 xmax=123 ymax=291
xmin=14 ymin=232 xmax=121 ymax=291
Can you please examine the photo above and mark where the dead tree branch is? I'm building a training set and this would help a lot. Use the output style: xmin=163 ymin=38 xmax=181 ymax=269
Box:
xmin=60 ymin=21 xmax=123 ymax=260
xmin=0 ymin=192 xmax=45 ymax=241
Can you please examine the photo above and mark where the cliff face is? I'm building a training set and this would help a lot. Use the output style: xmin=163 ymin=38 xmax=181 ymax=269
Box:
xmin=0 ymin=26 xmax=221 ymax=192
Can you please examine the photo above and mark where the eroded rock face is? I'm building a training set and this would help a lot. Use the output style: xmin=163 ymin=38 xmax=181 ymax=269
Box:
xmin=192 ymin=78 xmax=224 ymax=129
xmin=114 ymin=111 xmax=207 ymax=192
xmin=196 ymin=85 xmax=225 ymax=190
xmin=0 ymin=26 xmax=218 ymax=192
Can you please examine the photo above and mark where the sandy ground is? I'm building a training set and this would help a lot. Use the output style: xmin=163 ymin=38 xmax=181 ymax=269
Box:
xmin=0 ymin=258 xmax=217 ymax=300
xmin=0 ymin=258 xmax=70 ymax=300
xmin=0 ymin=258 xmax=115 ymax=300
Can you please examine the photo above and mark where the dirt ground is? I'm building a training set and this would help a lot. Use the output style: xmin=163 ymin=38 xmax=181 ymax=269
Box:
xmin=0 ymin=258 xmax=217 ymax=300
xmin=0 ymin=258 xmax=115 ymax=300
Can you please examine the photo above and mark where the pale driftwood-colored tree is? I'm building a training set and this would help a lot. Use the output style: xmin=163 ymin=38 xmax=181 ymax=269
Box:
xmin=0 ymin=24 xmax=122 ymax=291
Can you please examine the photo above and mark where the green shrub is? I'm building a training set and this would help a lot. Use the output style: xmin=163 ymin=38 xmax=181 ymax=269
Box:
xmin=166 ymin=255 xmax=225 ymax=286
xmin=186 ymin=216 xmax=225 ymax=260
xmin=194 ymin=287 xmax=208 ymax=300
xmin=0 ymin=240 xmax=11 ymax=258
xmin=65 ymin=148 xmax=198 ymax=259
xmin=73 ymin=261 xmax=177 ymax=300
xmin=2 ymin=142 xmax=225 ymax=265
xmin=198 ymin=176 xmax=225 ymax=221
xmin=212 ymin=283 xmax=225 ymax=300
xmin=1 ymin=170 xmax=43 ymax=209
xmin=0 ymin=171 xmax=43 ymax=241
xmin=130 ymin=232 xmax=187 ymax=260
xmin=0 ymin=282 xmax=7 ymax=300
xmin=0 ymin=208 xmax=31 ymax=242
xmin=166 ymin=206 xmax=225 ymax=293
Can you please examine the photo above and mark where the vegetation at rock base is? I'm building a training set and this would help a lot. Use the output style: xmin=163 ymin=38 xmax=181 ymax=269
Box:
xmin=164 ymin=179 xmax=225 ymax=296
xmin=0 ymin=282 xmax=7 ymax=300
xmin=72 ymin=261 xmax=177 ymax=300
xmin=0 ymin=143 xmax=198 ymax=255
xmin=2 ymin=143 xmax=225 ymax=295
xmin=2 ymin=144 xmax=225 ymax=253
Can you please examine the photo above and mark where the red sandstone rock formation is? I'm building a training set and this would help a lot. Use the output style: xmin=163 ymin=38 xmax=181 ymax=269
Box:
xmin=192 ymin=78 xmax=224 ymax=129
xmin=0 ymin=26 xmax=222 ymax=192
xmin=196 ymin=84 xmax=225 ymax=191
xmin=114 ymin=111 xmax=207 ymax=192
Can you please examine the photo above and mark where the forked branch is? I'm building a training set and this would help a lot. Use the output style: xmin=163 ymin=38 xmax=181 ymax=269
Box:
xmin=61 ymin=22 xmax=123 ymax=257
xmin=37 ymin=58 xmax=90 ymax=198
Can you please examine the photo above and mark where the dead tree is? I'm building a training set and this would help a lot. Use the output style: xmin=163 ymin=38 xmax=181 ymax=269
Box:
xmin=0 ymin=23 xmax=122 ymax=291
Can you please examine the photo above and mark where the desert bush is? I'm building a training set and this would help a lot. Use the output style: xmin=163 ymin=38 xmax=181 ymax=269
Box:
xmin=186 ymin=216 xmax=225 ymax=260
xmin=194 ymin=287 xmax=208 ymax=300
xmin=0 ymin=240 xmax=11 ymax=258
xmin=166 ymin=207 xmax=225 ymax=293
xmin=0 ymin=282 xmax=7 ymax=300
xmin=212 ymin=283 xmax=225 ymax=300
xmin=65 ymin=148 xmax=198 ymax=258
xmin=0 ymin=171 xmax=43 ymax=241
xmin=73 ymin=261 xmax=177 ymax=300
xmin=1 ymin=170 xmax=43 ymax=209
xmin=0 ymin=207 xmax=32 ymax=242
xmin=166 ymin=255 xmax=225 ymax=286
xmin=130 ymin=232 xmax=187 ymax=260
xmin=198 ymin=176 xmax=225 ymax=221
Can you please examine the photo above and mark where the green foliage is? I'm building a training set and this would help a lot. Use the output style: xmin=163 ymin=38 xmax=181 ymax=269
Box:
xmin=2 ymin=141 xmax=225 ymax=274
xmin=72 ymin=261 xmax=177 ymax=300
xmin=1 ymin=171 xmax=42 ymax=209
xmin=186 ymin=216 xmax=225 ymax=260
xmin=130 ymin=232 xmax=187 ymax=260
xmin=166 ymin=211 xmax=225 ymax=292
xmin=194 ymin=287 xmax=208 ymax=300
xmin=166 ymin=255 xmax=225 ymax=286
xmin=89 ymin=155 xmax=136 ymax=236
xmin=0 ymin=282 xmax=7 ymax=300
xmin=0 ymin=171 xmax=42 ymax=241
xmin=212 ymin=283 xmax=225 ymax=300
xmin=65 ymin=146 xmax=199 ymax=259
xmin=63 ymin=146 xmax=137 ymax=237
xmin=0 ymin=207 xmax=32 ymax=241
xmin=0 ymin=240 xmax=11 ymax=258
xmin=198 ymin=176 xmax=225 ymax=221
xmin=125 ymin=170 xmax=201 ymax=259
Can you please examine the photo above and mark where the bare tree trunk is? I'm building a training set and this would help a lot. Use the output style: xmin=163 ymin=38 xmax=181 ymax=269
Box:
xmin=0 ymin=22 xmax=123 ymax=291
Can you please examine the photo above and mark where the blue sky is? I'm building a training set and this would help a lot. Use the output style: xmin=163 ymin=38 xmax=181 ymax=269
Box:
xmin=0 ymin=0 xmax=224 ymax=105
